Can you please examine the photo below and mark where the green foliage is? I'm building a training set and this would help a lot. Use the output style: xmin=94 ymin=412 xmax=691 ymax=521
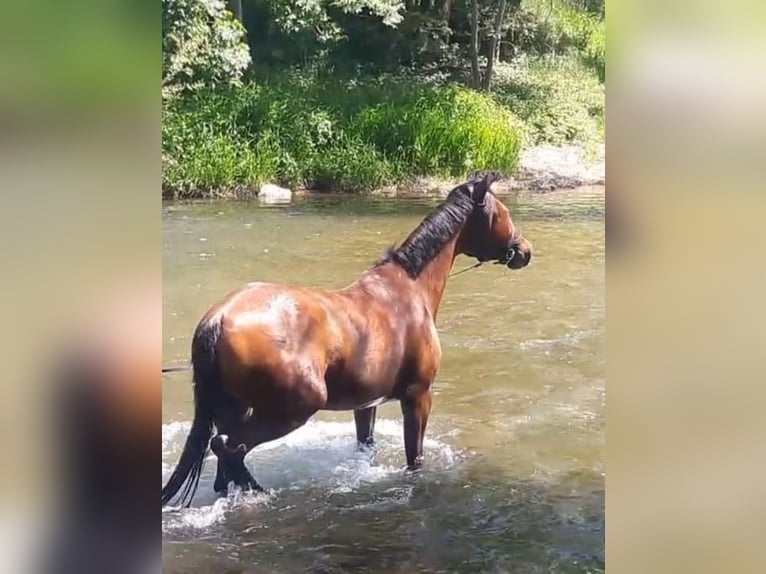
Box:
xmin=584 ymin=18 xmax=605 ymax=82
xmin=162 ymin=0 xmax=251 ymax=91
xmin=554 ymin=3 xmax=605 ymax=80
xmin=492 ymin=57 xmax=604 ymax=146
xmin=161 ymin=0 xmax=605 ymax=196
xmin=261 ymin=0 xmax=404 ymax=44
xmin=162 ymin=79 xmax=522 ymax=197
xmin=351 ymin=86 xmax=521 ymax=175
xmin=162 ymin=90 xmax=279 ymax=194
xmin=520 ymin=0 xmax=605 ymax=80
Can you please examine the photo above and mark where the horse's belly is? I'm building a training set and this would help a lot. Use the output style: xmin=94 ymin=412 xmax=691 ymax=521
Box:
xmin=357 ymin=395 xmax=390 ymax=409
xmin=322 ymin=337 xmax=404 ymax=411
xmin=322 ymin=373 xmax=395 ymax=411
xmin=322 ymin=393 xmax=392 ymax=411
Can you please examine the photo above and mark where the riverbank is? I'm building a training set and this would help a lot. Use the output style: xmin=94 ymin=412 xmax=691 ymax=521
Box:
xmin=173 ymin=143 xmax=605 ymax=202
xmin=368 ymin=143 xmax=605 ymax=198
xmin=161 ymin=81 xmax=523 ymax=200
xmin=162 ymin=59 xmax=604 ymax=201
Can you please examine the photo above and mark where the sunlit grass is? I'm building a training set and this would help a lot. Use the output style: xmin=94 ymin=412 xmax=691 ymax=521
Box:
xmin=162 ymin=79 xmax=522 ymax=197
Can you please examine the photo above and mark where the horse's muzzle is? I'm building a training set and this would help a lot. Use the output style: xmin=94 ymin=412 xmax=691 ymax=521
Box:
xmin=505 ymin=237 xmax=532 ymax=269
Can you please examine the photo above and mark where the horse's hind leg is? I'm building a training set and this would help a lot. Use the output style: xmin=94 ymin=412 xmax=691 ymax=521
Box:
xmin=212 ymin=401 xmax=256 ymax=495
xmin=211 ymin=436 xmax=258 ymax=496
xmin=213 ymin=457 xmax=228 ymax=496
xmin=217 ymin=414 xmax=316 ymax=492
xmin=214 ymin=371 xmax=326 ymax=493
xmin=211 ymin=434 xmax=260 ymax=494
xmin=354 ymin=406 xmax=377 ymax=447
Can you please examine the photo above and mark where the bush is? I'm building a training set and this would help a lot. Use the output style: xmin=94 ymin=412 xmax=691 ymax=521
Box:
xmin=162 ymin=78 xmax=522 ymax=197
xmin=351 ymin=85 xmax=521 ymax=175
xmin=491 ymin=57 xmax=604 ymax=147
xmin=162 ymin=100 xmax=279 ymax=195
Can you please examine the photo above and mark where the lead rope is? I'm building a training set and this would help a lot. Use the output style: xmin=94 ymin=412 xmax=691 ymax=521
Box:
xmin=448 ymin=261 xmax=484 ymax=278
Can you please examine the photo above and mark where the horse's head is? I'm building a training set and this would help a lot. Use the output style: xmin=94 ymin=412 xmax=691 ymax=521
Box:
xmin=456 ymin=171 xmax=533 ymax=269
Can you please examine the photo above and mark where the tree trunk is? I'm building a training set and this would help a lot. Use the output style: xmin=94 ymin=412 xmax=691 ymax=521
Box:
xmin=482 ymin=0 xmax=508 ymax=92
xmin=439 ymin=0 xmax=453 ymax=45
xmin=441 ymin=0 xmax=452 ymax=21
xmin=228 ymin=0 xmax=243 ymax=21
xmin=469 ymin=0 xmax=481 ymax=90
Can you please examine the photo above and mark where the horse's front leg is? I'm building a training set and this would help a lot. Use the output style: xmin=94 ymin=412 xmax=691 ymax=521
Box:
xmin=354 ymin=406 xmax=377 ymax=448
xmin=400 ymin=387 xmax=433 ymax=470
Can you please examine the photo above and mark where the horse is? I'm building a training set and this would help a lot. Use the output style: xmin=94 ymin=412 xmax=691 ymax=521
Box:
xmin=162 ymin=171 xmax=533 ymax=507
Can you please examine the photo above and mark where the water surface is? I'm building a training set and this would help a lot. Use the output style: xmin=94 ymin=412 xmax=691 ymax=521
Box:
xmin=162 ymin=187 xmax=605 ymax=573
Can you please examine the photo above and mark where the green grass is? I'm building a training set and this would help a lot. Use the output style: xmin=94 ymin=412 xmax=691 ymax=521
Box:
xmin=162 ymin=78 xmax=522 ymax=197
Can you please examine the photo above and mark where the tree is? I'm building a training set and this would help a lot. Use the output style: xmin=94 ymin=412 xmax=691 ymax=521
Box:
xmin=469 ymin=0 xmax=481 ymax=89
xmin=162 ymin=0 xmax=252 ymax=92
xmin=468 ymin=0 xmax=520 ymax=92
xmin=269 ymin=0 xmax=405 ymax=39
xmin=481 ymin=0 xmax=509 ymax=91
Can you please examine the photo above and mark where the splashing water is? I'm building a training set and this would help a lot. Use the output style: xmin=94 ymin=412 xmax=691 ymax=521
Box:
xmin=162 ymin=418 xmax=459 ymax=532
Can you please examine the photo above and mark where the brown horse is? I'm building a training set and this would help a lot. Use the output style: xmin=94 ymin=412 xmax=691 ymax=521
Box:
xmin=162 ymin=171 xmax=532 ymax=507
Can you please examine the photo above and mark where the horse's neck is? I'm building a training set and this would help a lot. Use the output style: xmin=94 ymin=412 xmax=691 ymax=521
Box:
xmin=414 ymin=235 xmax=460 ymax=319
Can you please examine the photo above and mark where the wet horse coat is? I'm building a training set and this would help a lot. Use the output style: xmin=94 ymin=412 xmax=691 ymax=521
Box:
xmin=162 ymin=172 xmax=532 ymax=507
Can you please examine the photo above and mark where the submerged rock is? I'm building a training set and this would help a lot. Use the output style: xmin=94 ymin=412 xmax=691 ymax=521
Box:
xmin=258 ymin=183 xmax=292 ymax=203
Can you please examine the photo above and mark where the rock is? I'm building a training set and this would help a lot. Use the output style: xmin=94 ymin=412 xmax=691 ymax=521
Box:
xmin=258 ymin=183 xmax=292 ymax=203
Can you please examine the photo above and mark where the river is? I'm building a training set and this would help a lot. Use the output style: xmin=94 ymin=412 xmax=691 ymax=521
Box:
xmin=162 ymin=187 xmax=605 ymax=573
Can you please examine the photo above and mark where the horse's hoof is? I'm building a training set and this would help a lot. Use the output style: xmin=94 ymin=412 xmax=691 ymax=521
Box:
xmin=234 ymin=477 xmax=263 ymax=494
xmin=357 ymin=438 xmax=374 ymax=451
xmin=248 ymin=480 xmax=264 ymax=493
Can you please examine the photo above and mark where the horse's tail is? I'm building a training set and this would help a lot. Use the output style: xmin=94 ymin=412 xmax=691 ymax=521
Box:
xmin=161 ymin=314 xmax=223 ymax=507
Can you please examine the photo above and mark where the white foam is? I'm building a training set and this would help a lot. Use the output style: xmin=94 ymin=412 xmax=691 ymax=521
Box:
xmin=161 ymin=420 xmax=191 ymax=474
xmin=162 ymin=417 xmax=458 ymax=532
xmin=162 ymin=489 xmax=274 ymax=531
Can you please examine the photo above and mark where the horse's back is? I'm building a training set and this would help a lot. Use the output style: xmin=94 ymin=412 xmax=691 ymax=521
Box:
xmin=215 ymin=281 xmax=329 ymax=355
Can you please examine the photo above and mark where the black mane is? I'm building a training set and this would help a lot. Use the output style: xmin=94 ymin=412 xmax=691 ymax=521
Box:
xmin=377 ymin=185 xmax=476 ymax=278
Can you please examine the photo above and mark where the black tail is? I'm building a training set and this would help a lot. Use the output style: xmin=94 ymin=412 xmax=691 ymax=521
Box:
xmin=161 ymin=315 xmax=223 ymax=507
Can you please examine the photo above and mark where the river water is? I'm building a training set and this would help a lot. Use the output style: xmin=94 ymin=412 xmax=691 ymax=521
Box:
xmin=162 ymin=187 xmax=605 ymax=573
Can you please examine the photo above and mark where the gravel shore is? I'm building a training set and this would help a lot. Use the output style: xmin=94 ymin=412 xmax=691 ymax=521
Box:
xmin=504 ymin=143 xmax=605 ymax=191
xmin=373 ymin=143 xmax=605 ymax=197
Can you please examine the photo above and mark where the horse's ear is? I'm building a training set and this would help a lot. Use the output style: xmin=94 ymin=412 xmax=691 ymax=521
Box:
xmin=455 ymin=181 xmax=475 ymax=199
xmin=473 ymin=180 xmax=489 ymax=204
xmin=467 ymin=170 xmax=503 ymax=204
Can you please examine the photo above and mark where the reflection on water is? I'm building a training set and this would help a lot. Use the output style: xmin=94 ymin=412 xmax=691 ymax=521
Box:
xmin=162 ymin=187 xmax=605 ymax=573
